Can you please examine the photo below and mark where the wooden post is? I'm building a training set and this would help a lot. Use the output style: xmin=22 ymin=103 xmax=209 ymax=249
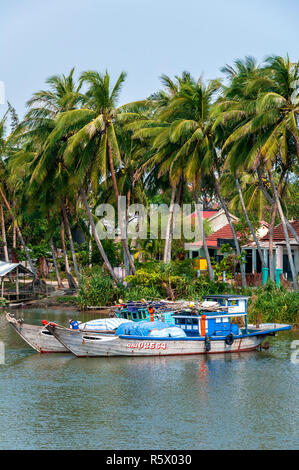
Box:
xmin=1 ymin=278 xmax=4 ymax=297
xmin=16 ymin=267 xmax=19 ymax=300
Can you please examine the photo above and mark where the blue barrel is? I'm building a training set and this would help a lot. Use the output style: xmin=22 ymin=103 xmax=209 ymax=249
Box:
xmin=276 ymin=268 xmax=283 ymax=287
xmin=262 ymin=267 xmax=269 ymax=285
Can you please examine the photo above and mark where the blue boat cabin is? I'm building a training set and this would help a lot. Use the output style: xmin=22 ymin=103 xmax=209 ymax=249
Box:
xmin=173 ymin=295 xmax=249 ymax=338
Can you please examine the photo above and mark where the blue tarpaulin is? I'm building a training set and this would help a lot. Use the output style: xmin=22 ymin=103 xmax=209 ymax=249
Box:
xmin=116 ymin=320 xmax=178 ymax=337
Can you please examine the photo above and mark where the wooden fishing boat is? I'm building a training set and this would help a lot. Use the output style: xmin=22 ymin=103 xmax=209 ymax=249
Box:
xmin=6 ymin=312 xmax=68 ymax=353
xmin=6 ymin=313 xmax=133 ymax=353
xmin=46 ymin=295 xmax=292 ymax=357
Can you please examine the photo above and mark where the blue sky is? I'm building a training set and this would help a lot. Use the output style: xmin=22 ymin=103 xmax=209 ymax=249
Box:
xmin=1 ymin=0 xmax=298 ymax=120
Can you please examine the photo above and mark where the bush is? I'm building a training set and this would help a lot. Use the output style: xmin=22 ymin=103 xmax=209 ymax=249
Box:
xmin=192 ymin=276 xmax=233 ymax=296
xmin=123 ymin=286 xmax=163 ymax=301
xmin=78 ymin=267 xmax=122 ymax=308
xmin=248 ymin=283 xmax=299 ymax=325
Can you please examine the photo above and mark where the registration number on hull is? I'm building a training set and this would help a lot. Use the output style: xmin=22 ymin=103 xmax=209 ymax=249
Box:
xmin=127 ymin=342 xmax=167 ymax=350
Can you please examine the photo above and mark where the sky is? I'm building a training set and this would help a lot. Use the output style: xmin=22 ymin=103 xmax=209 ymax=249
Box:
xmin=1 ymin=0 xmax=299 ymax=121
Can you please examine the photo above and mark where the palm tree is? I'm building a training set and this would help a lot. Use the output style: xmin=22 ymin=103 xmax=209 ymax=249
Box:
xmin=0 ymin=113 xmax=37 ymax=274
xmin=129 ymin=73 xmax=217 ymax=274
xmin=13 ymin=69 xmax=88 ymax=287
xmin=217 ymin=55 xmax=299 ymax=289
xmin=60 ymin=70 xmax=136 ymax=275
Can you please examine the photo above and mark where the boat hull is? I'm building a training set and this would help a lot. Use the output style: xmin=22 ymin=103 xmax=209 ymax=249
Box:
xmin=47 ymin=324 xmax=266 ymax=357
xmin=6 ymin=313 xmax=68 ymax=353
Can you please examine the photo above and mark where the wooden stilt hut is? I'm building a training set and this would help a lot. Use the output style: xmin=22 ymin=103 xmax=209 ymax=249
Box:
xmin=0 ymin=261 xmax=35 ymax=305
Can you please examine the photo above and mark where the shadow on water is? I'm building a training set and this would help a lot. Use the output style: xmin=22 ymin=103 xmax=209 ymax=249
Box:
xmin=0 ymin=308 xmax=298 ymax=450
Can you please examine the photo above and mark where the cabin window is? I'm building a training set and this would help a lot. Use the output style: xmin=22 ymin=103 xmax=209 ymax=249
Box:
xmin=222 ymin=317 xmax=229 ymax=323
xmin=132 ymin=312 xmax=137 ymax=320
xmin=216 ymin=318 xmax=221 ymax=323
xmin=229 ymin=300 xmax=239 ymax=306
xmin=180 ymin=319 xmax=186 ymax=327
xmin=175 ymin=318 xmax=179 ymax=325
xmin=187 ymin=319 xmax=192 ymax=325
xmin=192 ymin=319 xmax=198 ymax=328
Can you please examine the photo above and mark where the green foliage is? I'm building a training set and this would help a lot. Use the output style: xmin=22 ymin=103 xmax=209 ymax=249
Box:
xmin=235 ymin=215 xmax=259 ymax=246
xmin=125 ymin=261 xmax=233 ymax=300
xmin=77 ymin=267 xmax=122 ymax=308
xmin=0 ymin=297 xmax=9 ymax=307
xmin=123 ymin=286 xmax=163 ymax=301
xmin=76 ymin=240 xmax=122 ymax=268
xmin=192 ymin=276 xmax=233 ymax=296
xmin=248 ymin=283 xmax=299 ymax=325
xmin=55 ymin=296 xmax=78 ymax=306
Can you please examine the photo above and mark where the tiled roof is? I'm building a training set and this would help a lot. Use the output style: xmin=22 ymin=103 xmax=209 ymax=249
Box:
xmin=206 ymin=224 xmax=236 ymax=242
xmin=190 ymin=211 xmax=219 ymax=220
xmin=186 ymin=223 xmax=237 ymax=249
xmin=261 ymin=220 xmax=299 ymax=241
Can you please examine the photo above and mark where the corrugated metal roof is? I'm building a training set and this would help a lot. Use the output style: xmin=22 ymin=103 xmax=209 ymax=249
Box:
xmin=0 ymin=261 xmax=34 ymax=277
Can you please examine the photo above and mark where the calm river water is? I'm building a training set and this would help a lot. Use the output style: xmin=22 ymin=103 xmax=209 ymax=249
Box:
xmin=0 ymin=308 xmax=298 ymax=450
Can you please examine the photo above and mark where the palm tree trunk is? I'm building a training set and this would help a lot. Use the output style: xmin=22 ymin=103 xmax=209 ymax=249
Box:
xmin=80 ymin=187 xmax=119 ymax=283
xmin=167 ymin=178 xmax=183 ymax=262
xmin=268 ymin=172 xmax=298 ymax=291
xmin=164 ymin=185 xmax=176 ymax=263
xmin=0 ymin=186 xmax=37 ymax=276
xmin=12 ymin=200 xmax=16 ymax=250
xmin=107 ymin=136 xmax=136 ymax=274
xmin=60 ymin=217 xmax=77 ymax=290
xmin=0 ymin=204 xmax=9 ymax=263
xmin=256 ymin=167 xmax=299 ymax=244
xmin=50 ymin=237 xmax=63 ymax=288
xmin=269 ymin=170 xmax=286 ymax=281
xmin=235 ymin=178 xmax=266 ymax=270
xmin=213 ymin=174 xmax=247 ymax=287
xmin=269 ymin=204 xmax=277 ymax=281
xmin=61 ymin=201 xmax=81 ymax=285
xmin=194 ymin=191 xmax=214 ymax=280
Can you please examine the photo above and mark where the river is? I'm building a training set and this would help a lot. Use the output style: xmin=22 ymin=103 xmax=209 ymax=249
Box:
xmin=0 ymin=308 xmax=298 ymax=450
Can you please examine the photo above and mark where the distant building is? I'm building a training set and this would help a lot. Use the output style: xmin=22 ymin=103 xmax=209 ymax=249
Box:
xmin=243 ymin=220 xmax=299 ymax=279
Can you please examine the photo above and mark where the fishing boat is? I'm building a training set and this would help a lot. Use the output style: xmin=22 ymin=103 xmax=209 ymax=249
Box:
xmin=115 ymin=301 xmax=177 ymax=323
xmin=46 ymin=295 xmax=292 ymax=357
xmin=6 ymin=313 xmax=133 ymax=353
xmin=6 ymin=312 xmax=68 ymax=353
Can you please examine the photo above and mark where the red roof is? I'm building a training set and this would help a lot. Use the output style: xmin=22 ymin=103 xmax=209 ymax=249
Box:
xmin=187 ymin=223 xmax=237 ymax=248
xmin=261 ymin=221 xmax=299 ymax=241
xmin=206 ymin=224 xmax=236 ymax=243
xmin=190 ymin=211 xmax=219 ymax=220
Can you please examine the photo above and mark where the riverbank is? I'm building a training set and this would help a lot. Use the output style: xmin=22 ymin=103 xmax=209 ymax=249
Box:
xmin=6 ymin=285 xmax=297 ymax=329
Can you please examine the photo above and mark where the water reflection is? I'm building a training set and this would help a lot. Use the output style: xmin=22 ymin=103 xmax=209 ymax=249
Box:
xmin=0 ymin=308 xmax=298 ymax=450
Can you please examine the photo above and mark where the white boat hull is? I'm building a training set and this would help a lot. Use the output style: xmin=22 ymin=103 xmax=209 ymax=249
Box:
xmin=6 ymin=313 xmax=68 ymax=353
xmin=48 ymin=325 xmax=266 ymax=357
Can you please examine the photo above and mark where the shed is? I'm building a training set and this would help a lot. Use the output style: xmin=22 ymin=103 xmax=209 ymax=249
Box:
xmin=0 ymin=261 xmax=35 ymax=298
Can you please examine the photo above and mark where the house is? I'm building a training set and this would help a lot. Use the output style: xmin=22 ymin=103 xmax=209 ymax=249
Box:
xmin=185 ymin=210 xmax=239 ymax=260
xmin=185 ymin=210 xmax=271 ymax=276
xmin=243 ymin=220 xmax=299 ymax=279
